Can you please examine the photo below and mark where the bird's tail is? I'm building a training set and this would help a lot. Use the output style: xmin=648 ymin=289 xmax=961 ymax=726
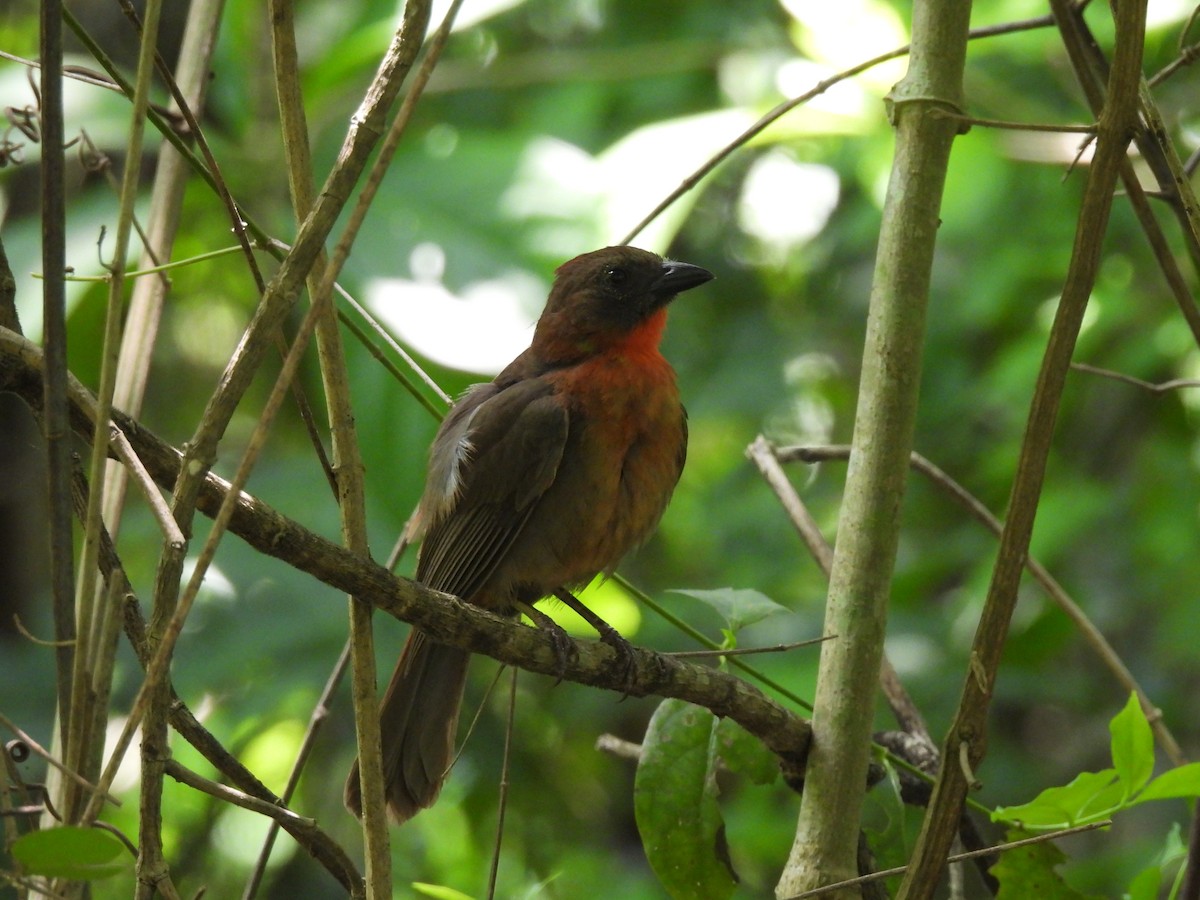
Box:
xmin=344 ymin=630 xmax=471 ymax=824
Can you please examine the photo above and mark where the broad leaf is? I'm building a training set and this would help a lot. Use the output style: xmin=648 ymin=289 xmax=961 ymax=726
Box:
xmin=989 ymin=828 xmax=1103 ymax=899
xmin=1134 ymin=762 xmax=1200 ymax=803
xmin=672 ymin=588 xmax=789 ymax=635
xmin=11 ymin=826 xmax=127 ymax=881
xmin=635 ymin=699 xmax=737 ymax=900
xmin=715 ymin=717 xmax=778 ymax=786
xmin=991 ymin=769 xmax=1122 ymax=829
xmin=1110 ymin=692 xmax=1154 ymax=798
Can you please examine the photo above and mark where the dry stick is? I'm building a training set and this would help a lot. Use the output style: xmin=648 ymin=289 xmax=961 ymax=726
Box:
xmin=74 ymin=5 xmax=179 ymax=897
xmin=293 ymin=0 xmax=464 ymax=887
xmin=163 ymin=761 xmax=317 ymax=829
xmin=896 ymin=1 xmax=1148 ymax=895
xmin=266 ymin=0 xmax=391 ymax=887
xmin=106 ymin=425 xmax=186 ymax=548
xmin=1070 ymin=361 xmax=1200 ymax=393
xmin=778 ymin=0 xmax=973 ymax=892
xmin=100 ymin=0 xmax=227 ymax=552
xmin=112 ymin=0 xmax=338 ymax=498
xmin=150 ymin=0 xmax=433 ymax=673
xmin=79 ymin=0 xmax=431 ymax=837
xmin=39 ymin=0 xmax=76 ymax=760
xmin=620 ymin=14 xmax=1056 ymax=245
xmin=784 ymin=442 xmax=1188 ymax=768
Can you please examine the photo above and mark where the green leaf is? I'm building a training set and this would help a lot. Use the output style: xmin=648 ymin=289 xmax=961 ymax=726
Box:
xmin=991 ymin=769 xmax=1123 ymax=829
xmin=1110 ymin=693 xmax=1155 ymax=798
xmin=412 ymin=884 xmax=475 ymax=900
xmin=671 ymin=588 xmax=789 ymax=635
xmin=1126 ymin=823 xmax=1187 ymax=900
xmin=635 ymin=699 xmax=738 ymax=900
xmin=715 ymin=717 xmax=778 ymax=786
xmin=1125 ymin=865 xmax=1162 ymax=900
xmin=10 ymin=826 xmax=128 ymax=881
xmin=989 ymin=828 xmax=1104 ymax=899
xmin=1134 ymin=762 xmax=1200 ymax=803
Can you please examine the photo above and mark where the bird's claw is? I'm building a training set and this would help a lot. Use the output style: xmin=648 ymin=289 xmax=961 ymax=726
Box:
xmin=522 ymin=604 xmax=574 ymax=684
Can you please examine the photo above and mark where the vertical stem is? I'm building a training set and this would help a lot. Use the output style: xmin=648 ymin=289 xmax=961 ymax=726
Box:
xmin=40 ymin=0 xmax=76 ymax=755
xmin=103 ymin=0 xmax=226 ymax=542
xmin=268 ymin=0 xmax=391 ymax=890
xmin=895 ymin=1 xmax=1147 ymax=896
xmin=775 ymin=1 xmax=971 ymax=896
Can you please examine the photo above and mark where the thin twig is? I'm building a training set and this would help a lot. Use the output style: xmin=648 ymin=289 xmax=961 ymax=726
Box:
xmin=1070 ymin=361 xmax=1200 ymax=393
xmin=164 ymin=760 xmax=316 ymax=829
xmin=106 ymin=425 xmax=185 ymax=547
xmin=0 ymin=712 xmax=120 ymax=808
xmin=621 ymin=14 xmax=1056 ymax=244
xmin=928 ymin=109 xmax=1096 ymax=132
xmin=666 ymin=638 xmax=832 ymax=658
xmin=488 ymin=667 xmax=519 ymax=900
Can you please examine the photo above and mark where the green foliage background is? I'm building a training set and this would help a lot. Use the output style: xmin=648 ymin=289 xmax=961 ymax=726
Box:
xmin=2 ymin=0 xmax=1199 ymax=896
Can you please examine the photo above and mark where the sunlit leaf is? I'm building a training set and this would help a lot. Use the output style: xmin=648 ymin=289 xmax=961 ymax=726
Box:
xmin=11 ymin=826 xmax=128 ymax=881
xmin=413 ymin=883 xmax=475 ymax=900
xmin=1110 ymin=692 xmax=1154 ymax=798
xmin=1135 ymin=762 xmax=1200 ymax=803
xmin=991 ymin=769 xmax=1122 ymax=830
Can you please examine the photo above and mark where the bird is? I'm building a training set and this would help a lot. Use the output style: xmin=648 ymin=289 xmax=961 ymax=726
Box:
xmin=344 ymin=245 xmax=713 ymax=824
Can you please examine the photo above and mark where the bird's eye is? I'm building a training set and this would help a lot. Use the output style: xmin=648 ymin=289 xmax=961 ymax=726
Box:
xmin=604 ymin=265 xmax=629 ymax=287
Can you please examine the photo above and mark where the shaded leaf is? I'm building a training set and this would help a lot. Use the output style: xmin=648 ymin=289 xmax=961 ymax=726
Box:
xmin=715 ymin=717 xmax=778 ymax=786
xmin=989 ymin=828 xmax=1103 ymax=899
xmin=635 ymin=699 xmax=737 ymax=900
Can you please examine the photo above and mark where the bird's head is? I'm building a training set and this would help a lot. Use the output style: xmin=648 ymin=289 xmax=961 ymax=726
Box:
xmin=531 ymin=246 xmax=713 ymax=364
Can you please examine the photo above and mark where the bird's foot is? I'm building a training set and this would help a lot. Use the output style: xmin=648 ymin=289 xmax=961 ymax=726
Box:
xmin=520 ymin=603 xmax=574 ymax=684
xmin=553 ymin=589 xmax=638 ymax=695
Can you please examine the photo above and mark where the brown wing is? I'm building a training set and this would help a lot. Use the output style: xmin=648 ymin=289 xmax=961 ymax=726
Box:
xmin=414 ymin=376 xmax=569 ymax=603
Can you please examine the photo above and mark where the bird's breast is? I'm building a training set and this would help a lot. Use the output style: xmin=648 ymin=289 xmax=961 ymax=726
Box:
xmin=532 ymin=352 xmax=686 ymax=579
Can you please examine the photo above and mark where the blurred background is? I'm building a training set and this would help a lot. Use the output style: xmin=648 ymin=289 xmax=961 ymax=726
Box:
xmin=2 ymin=0 xmax=1200 ymax=895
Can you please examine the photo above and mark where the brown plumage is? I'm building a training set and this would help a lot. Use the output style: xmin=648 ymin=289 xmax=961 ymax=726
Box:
xmin=345 ymin=245 xmax=713 ymax=823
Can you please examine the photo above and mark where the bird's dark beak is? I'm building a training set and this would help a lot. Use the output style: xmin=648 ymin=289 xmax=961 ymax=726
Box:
xmin=652 ymin=260 xmax=714 ymax=298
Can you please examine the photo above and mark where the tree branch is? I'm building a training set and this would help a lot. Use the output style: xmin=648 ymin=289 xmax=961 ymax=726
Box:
xmin=0 ymin=327 xmax=811 ymax=770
